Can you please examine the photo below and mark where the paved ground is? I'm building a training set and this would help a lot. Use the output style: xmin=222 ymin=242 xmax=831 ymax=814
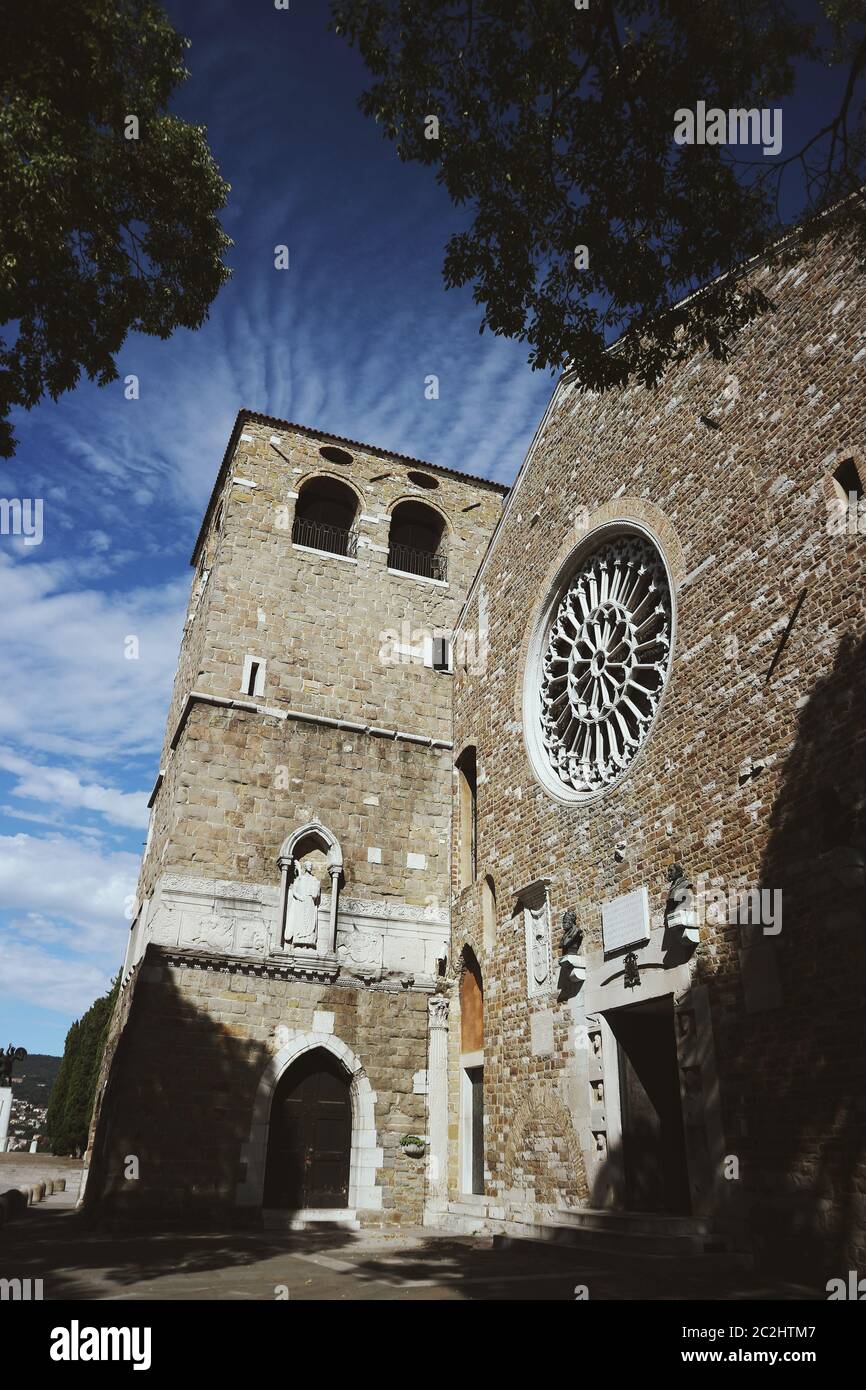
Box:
xmin=0 ymin=1154 xmax=84 ymax=1205
xmin=0 ymin=1203 xmax=823 ymax=1301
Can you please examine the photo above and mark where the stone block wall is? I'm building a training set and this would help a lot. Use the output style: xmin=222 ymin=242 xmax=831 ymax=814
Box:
xmin=144 ymin=701 xmax=453 ymax=907
xmin=86 ymin=948 xmax=430 ymax=1226
xmin=140 ymin=414 xmax=504 ymax=911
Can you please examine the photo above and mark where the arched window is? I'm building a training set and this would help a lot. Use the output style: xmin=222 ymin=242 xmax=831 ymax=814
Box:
xmin=481 ymin=874 xmax=497 ymax=953
xmin=460 ymin=947 xmax=483 ymax=1053
xmin=292 ymin=476 xmax=359 ymax=558
xmin=831 ymin=457 xmax=864 ymax=505
xmin=456 ymin=746 xmax=477 ymax=888
xmin=388 ymin=500 xmax=447 ymax=581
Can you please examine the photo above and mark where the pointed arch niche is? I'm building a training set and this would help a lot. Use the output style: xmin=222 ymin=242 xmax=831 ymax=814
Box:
xmin=276 ymin=821 xmax=344 ymax=954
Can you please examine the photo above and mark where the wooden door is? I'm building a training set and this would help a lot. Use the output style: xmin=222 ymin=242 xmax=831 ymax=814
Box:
xmin=263 ymin=1050 xmax=351 ymax=1209
xmin=611 ymin=999 xmax=690 ymax=1214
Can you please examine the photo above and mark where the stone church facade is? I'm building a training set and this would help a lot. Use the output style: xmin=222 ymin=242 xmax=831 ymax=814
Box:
xmin=86 ymin=230 xmax=864 ymax=1273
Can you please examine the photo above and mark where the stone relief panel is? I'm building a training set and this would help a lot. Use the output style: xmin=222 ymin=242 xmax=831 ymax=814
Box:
xmin=585 ymin=1015 xmax=609 ymax=1195
xmin=518 ymin=881 xmax=553 ymax=999
xmin=144 ymin=876 xmax=278 ymax=960
xmin=140 ymin=874 xmax=447 ymax=987
xmin=336 ymin=896 xmax=448 ymax=986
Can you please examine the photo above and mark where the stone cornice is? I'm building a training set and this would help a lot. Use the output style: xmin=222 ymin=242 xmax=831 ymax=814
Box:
xmin=147 ymin=943 xmax=438 ymax=993
xmin=165 ymin=689 xmax=453 ymax=760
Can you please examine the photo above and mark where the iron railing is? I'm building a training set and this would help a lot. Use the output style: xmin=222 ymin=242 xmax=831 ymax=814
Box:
xmin=291 ymin=515 xmax=358 ymax=558
xmin=387 ymin=542 xmax=447 ymax=582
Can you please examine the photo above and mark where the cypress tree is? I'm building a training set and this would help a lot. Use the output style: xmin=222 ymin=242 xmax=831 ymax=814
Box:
xmin=45 ymin=977 xmax=119 ymax=1155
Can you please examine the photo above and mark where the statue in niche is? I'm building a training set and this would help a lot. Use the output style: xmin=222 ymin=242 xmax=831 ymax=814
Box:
xmin=286 ymin=859 xmax=321 ymax=947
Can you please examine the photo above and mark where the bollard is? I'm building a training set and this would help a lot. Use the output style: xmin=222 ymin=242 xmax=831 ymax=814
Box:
xmin=0 ymin=1188 xmax=28 ymax=1221
xmin=54 ymin=1178 xmax=66 ymax=1192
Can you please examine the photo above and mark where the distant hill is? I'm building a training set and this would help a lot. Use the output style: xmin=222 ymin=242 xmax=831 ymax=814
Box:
xmin=9 ymin=1053 xmax=61 ymax=1105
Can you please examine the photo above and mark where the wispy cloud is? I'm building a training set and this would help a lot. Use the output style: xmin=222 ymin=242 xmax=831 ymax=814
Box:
xmin=0 ymin=1 xmax=556 ymax=1052
xmin=0 ymin=553 xmax=186 ymax=762
xmin=0 ymin=832 xmax=138 ymax=949
xmin=0 ymin=752 xmax=148 ymax=830
xmin=0 ymin=938 xmax=114 ymax=1017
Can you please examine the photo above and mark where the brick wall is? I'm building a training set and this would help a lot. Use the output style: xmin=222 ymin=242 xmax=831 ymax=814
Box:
xmin=451 ymin=230 xmax=866 ymax=1272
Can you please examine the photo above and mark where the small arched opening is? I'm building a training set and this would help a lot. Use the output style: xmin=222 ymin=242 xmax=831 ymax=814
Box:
xmin=388 ymin=500 xmax=447 ymax=581
xmin=292 ymin=476 xmax=359 ymax=558
xmin=456 ymin=745 xmax=477 ymax=888
xmin=460 ymin=946 xmax=484 ymax=1195
xmin=481 ymin=874 xmax=497 ymax=953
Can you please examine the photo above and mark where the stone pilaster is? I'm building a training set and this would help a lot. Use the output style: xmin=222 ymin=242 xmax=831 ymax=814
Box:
xmin=426 ymin=993 xmax=450 ymax=1215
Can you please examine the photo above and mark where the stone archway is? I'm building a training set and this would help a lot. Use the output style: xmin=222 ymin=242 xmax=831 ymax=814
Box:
xmin=235 ymin=1028 xmax=382 ymax=1214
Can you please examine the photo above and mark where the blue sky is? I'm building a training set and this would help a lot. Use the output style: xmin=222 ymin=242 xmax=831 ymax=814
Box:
xmin=0 ymin=0 xmax=853 ymax=1053
xmin=0 ymin=0 xmax=560 ymax=1054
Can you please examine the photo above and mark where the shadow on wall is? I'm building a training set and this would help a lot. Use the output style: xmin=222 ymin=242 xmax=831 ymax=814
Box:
xmin=83 ymin=956 xmax=271 ymax=1227
xmin=737 ymin=629 xmax=866 ymax=1277
xmin=580 ymin=631 xmax=865 ymax=1282
xmin=83 ymin=952 xmax=429 ymax=1231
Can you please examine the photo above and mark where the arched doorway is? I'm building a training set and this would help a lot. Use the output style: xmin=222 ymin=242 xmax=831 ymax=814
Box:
xmin=263 ymin=1048 xmax=352 ymax=1210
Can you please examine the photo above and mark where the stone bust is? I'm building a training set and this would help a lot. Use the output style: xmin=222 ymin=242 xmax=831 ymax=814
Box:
xmin=665 ymin=863 xmax=700 ymax=941
xmin=560 ymin=908 xmax=583 ymax=959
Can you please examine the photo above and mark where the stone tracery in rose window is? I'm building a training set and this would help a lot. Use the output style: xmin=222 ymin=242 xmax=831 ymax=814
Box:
xmin=539 ymin=534 xmax=672 ymax=795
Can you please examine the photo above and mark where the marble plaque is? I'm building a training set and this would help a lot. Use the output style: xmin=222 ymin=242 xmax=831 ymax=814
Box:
xmin=601 ymin=886 xmax=650 ymax=954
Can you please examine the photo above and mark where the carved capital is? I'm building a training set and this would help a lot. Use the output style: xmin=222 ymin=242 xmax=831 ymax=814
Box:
xmin=428 ymin=994 xmax=450 ymax=1028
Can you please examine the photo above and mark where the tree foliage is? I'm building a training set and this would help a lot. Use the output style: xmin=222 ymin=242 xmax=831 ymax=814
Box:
xmin=0 ymin=0 xmax=231 ymax=456
xmin=45 ymin=977 xmax=120 ymax=1157
xmin=332 ymin=0 xmax=866 ymax=388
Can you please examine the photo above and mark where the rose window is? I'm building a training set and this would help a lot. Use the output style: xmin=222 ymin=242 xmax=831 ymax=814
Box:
xmin=539 ymin=534 xmax=672 ymax=795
